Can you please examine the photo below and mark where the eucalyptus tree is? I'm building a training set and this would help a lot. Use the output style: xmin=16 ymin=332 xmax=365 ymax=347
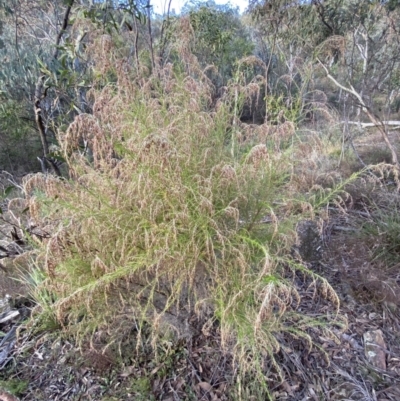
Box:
xmin=0 ymin=0 xmax=150 ymax=173
xmin=0 ymin=0 xmax=70 ymax=172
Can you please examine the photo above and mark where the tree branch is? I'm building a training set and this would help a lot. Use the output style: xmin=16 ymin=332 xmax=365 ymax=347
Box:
xmin=34 ymin=0 xmax=75 ymax=175
xmin=34 ymin=75 xmax=49 ymax=157
xmin=318 ymin=58 xmax=399 ymax=168
xmin=53 ymin=0 xmax=75 ymax=60
xmin=341 ymin=121 xmax=400 ymax=128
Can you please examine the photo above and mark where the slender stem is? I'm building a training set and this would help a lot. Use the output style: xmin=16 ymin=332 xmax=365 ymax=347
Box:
xmin=158 ymin=0 xmax=173 ymax=65
xmin=146 ymin=0 xmax=155 ymax=72
xmin=53 ymin=0 xmax=75 ymax=60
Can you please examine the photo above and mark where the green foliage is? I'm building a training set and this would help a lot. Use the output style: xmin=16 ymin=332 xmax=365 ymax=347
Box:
xmin=307 ymin=170 xmax=362 ymax=210
xmin=386 ymin=0 xmax=400 ymax=11
xmin=250 ymin=0 xmax=375 ymax=47
xmin=19 ymin=266 xmax=60 ymax=333
xmin=0 ymin=100 xmax=41 ymax=172
xmin=185 ymin=1 xmax=254 ymax=83
xmin=127 ymin=376 xmax=152 ymax=400
xmin=0 ymin=379 xmax=28 ymax=396
xmin=0 ymin=1 xmax=69 ymax=172
xmin=0 ymin=5 xmax=42 ymax=165
xmin=361 ymin=204 xmax=400 ymax=264
xmin=266 ymin=94 xmax=303 ymax=125
xmin=75 ymin=0 xmax=146 ymax=34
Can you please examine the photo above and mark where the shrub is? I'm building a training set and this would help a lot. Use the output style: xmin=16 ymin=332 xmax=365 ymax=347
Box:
xmin=23 ymin=33 xmax=344 ymax=398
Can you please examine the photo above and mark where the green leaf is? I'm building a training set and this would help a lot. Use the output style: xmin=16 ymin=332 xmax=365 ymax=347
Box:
xmin=37 ymin=58 xmax=51 ymax=76
xmin=48 ymin=153 xmax=66 ymax=163
xmin=4 ymin=185 xmax=14 ymax=197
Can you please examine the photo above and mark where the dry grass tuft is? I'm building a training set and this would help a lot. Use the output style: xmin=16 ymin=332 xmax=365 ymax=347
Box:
xmin=15 ymin=32 xmax=356 ymax=398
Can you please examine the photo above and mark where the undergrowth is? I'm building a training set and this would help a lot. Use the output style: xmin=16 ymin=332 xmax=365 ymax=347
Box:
xmin=361 ymin=201 xmax=400 ymax=264
xmin=19 ymin=25 xmax=354 ymax=399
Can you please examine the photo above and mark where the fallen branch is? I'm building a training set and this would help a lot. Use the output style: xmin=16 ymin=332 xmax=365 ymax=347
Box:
xmin=341 ymin=121 xmax=400 ymax=128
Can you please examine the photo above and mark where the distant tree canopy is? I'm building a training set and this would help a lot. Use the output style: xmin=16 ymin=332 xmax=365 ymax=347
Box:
xmin=181 ymin=1 xmax=254 ymax=83
xmin=249 ymin=0 xmax=400 ymax=46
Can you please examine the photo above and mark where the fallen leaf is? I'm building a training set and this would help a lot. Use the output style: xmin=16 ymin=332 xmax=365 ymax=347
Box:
xmin=197 ymin=381 xmax=212 ymax=392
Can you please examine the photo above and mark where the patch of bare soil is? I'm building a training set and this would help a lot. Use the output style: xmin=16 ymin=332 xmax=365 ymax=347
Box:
xmin=1 ymin=320 xmax=236 ymax=401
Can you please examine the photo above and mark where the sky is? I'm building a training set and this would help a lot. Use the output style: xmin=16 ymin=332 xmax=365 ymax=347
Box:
xmin=152 ymin=0 xmax=249 ymax=14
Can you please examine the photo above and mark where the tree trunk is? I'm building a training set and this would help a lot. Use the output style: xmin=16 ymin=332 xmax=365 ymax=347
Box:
xmin=33 ymin=0 xmax=75 ymax=175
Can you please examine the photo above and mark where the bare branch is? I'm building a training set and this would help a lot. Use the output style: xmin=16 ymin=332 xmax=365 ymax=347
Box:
xmin=318 ymin=58 xmax=399 ymax=168
xmin=53 ymin=0 xmax=75 ymax=60
xmin=34 ymin=75 xmax=49 ymax=158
